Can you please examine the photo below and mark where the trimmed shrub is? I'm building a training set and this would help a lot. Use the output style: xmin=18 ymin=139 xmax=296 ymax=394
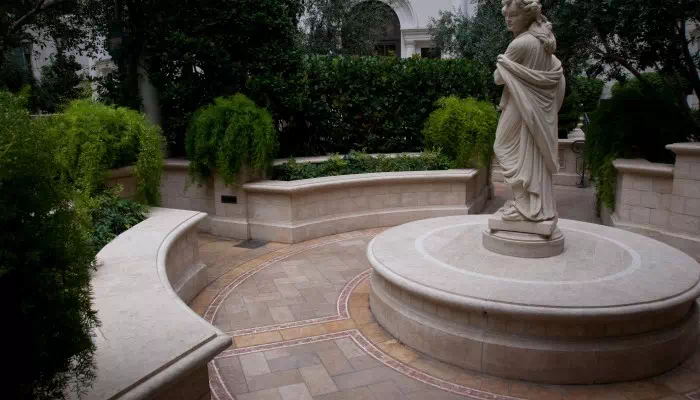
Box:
xmin=186 ymin=94 xmax=278 ymax=185
xmin=273 ymin=150 xmax=452 ymax=181
xmin=50 ymin=100 xmax=164 ymax=205
xmin=1 ymin=90 xmax=98 ymax=399
xmin=586 ymin=73 xmax=699 ymax=209
xmin=249 ymin=55 xmax=493 ymax=157
xmin=423 ymin=96 xmax=498 ymax=168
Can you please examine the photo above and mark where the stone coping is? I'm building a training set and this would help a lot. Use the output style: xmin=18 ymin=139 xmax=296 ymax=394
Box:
xmin=243 ymin=169 xmax=478 ymax=194
xmin=106 ymin=159 xmax=189 ymax=179
xmin=557 ymin=138 xmax=585 ymax=145
xmin=367 ymin=215 xmax=700 ymax=320
xmin=667 ymin=142 xmax=700 ymax=155
xmin=85 ymin=208 xmax=231 ymax=400
xmin=612 ymin=158 xmax=675 ymax=178
xmin=164 ymin=158 xmax=190 ymax=170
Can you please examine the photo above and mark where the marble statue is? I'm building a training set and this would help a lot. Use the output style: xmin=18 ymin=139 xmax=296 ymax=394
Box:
xmin=493 ymin=0 xmax=565 ymax=222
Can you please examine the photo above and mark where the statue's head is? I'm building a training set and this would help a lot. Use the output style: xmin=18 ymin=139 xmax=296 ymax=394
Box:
xmin=501 ymin=0 xmax=556 ymax=54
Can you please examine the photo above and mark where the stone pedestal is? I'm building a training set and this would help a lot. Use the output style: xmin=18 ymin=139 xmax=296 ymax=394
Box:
xmin=367 ymin=215 xmax=700 ymax=384
xmin=482 ymin=211 xmax=564 ymax=258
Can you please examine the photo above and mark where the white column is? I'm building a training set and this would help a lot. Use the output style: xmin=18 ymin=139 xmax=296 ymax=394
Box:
xmin=404 ymin=40 xmax=416 ymax=58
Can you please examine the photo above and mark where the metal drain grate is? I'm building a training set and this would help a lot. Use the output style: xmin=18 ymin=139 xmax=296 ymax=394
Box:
xmin=234 ymin=239 xmax=268 ymax=249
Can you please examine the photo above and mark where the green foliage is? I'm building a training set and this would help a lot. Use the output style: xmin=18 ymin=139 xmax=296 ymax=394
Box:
xmin=258 ymin=55 xmax=492 ymax=157
xmin=88 ymin=186 xmax=148 ymax=251
xmin=1 ymin=90 xmax=98 ymax=399
xmin=273 ymin=150 xmax=452 ymax=181
xmin=1 ymin=0 xmax=99 ymax=71
xmin=586 ymin=73 xmax=699 ymax=209
xmin=423 ymin=96 xmax=498 ymax=168
xmin=93 ymin=0 xmax=303 ymax=156
xmin=33 ymin=53 xmax=86 ymax=113
xmin=0 ymin=48 xmax=35 ymax=93
xmin=558 ymin=77 xmax=605 ymax=137
xmin=186 ymin=94 xmax=278 ymax=185
xmin=50 ymin=100 xmax=164 ymax=205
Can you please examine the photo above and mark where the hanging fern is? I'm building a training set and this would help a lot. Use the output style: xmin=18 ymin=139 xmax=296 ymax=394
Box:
xmin=186 ymin=94 xmax=278 ymax=185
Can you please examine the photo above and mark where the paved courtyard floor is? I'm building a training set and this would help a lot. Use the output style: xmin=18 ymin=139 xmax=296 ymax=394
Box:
xmin=190 ymin=183 xmax=700 ymax=400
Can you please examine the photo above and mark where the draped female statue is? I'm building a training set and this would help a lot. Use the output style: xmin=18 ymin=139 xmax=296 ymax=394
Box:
xmin=493 ymin=0 xmax=565 ymax=222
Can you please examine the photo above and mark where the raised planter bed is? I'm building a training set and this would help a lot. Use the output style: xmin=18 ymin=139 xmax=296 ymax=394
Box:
xmin=110 ymin=158 xmax=491 ymax=244
xmin=603 ymin=142 xmax=700 ymax=242
xmin=83 ymin=208 xmax=231 ymax=400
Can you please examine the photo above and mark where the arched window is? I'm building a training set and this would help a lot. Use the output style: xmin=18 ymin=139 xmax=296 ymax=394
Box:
xmin=343 ymin=1 xmax=401 ymax=57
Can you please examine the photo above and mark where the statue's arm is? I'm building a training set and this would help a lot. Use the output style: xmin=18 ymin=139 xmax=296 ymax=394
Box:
xmin=494 ymin=38 xmax=524 ymax=85
xmin=494 ymin=69 xmax=505 ymax=85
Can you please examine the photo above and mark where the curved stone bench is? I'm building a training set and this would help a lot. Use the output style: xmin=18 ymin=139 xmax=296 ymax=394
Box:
xmin=243 ymin=169 xmax=490 ymax=243
xmin=82 ymin=208 xmax=231 ymax=400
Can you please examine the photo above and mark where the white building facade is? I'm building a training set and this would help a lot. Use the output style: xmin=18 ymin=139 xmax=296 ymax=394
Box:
xmin=381 ymin=0 xmax=475 ymax=58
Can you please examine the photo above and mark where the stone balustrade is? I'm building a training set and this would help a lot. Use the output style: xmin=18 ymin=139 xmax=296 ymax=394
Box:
xmin=83 ymin=208 xmax=231 ymax=400
xmin=604 ymin=142 xmax=700 ymax=240
xmin=110 ymin=159 xmax=490 ymax=243
xmin=492 ymin=138 xmax=585 ymax=186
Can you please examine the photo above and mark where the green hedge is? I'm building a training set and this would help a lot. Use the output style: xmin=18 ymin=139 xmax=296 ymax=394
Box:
xmin=249 ymin=55 xmax=493 ymax=157
xmin=273 ymin=150 xmax=452 ymax=181
xmin=586 ymin=73 xmax=699 ymax=209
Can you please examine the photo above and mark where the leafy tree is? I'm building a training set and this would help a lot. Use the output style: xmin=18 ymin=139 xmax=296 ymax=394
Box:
xmin=93 ymin=0 xmax=303 ymax=156
xmin=1 ymin=89 xmax=99 ymax=399
xmin=429 ymin=0 xmax=583 ymax=76
xmin=0 ymin=0 xmax=99 ymax=69
xmin=33 ymin=52 xmax=85 ymax=113
xmin=0 ymin=46 xmax=35 ymax=91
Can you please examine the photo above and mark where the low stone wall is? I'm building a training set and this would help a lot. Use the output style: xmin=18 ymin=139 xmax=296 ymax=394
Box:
xmin=112 ymin=159 xmax=490 ymax=243
xmin=83 ymin=208 xmax=231 ymax=400
xmin=105 ymin=165 xmax=138 ymax=198
xmin=492 ymin=138 xmax=585 ymax=187
xmin=243 ymin=169 xmax=489 ymax=243
xmin=604 ymin=142 xmax=700 ymax=240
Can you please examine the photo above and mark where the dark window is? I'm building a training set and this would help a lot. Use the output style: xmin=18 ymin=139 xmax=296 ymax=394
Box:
xmin=421 ymin=48 xmax=441 ymax=59
xmin=374 ymin=44 xmax=397 ymax=57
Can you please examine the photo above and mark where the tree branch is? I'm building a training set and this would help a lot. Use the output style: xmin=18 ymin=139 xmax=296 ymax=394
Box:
xmin=592 ymin=26 xmax=646 ymax=82
xmin=679 ymin=17 xmax=700 ymax=101
xmin=8 ymin=0 xmax=75 ymax=34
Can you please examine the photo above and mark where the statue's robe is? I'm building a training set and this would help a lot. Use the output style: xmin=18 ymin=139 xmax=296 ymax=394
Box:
xmin=494 ymin=31 xmax=565 ymax=221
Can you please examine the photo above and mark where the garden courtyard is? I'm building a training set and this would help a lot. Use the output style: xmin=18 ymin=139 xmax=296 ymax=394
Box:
xmin=188 ymin=183 xmax=700 ymax=400
xmin=5 ymin=0 xmax=700 ymax=399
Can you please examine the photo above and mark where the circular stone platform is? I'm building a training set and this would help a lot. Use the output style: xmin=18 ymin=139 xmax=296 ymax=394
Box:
xmin=367 ymin=215 xmax=700 ymax=384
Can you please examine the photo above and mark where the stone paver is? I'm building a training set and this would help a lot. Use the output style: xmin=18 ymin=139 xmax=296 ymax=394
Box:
xmin=198 ymin=184 xmax=700 ymax=400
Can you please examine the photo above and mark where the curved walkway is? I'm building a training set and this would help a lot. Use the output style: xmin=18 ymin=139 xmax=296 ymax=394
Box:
xmin=189 ymin=186 xmax=700 ymax=400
